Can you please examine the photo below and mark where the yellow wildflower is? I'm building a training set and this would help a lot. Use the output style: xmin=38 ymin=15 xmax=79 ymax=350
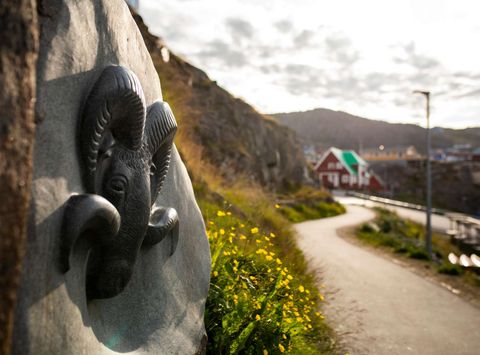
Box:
xmin=298 ymin=285 xmax=305 ymax=293
xmin=226 ymin=211 xmax=232 ymax=216
xmin=279 ymin=344 xmax=285 ymax=353
xmin=251 ymin=227 xmax=259 ymax=234
xmin=276 ymin=258 xmax=282 ymax=265
xmin=270 ymin=232 xmax=276 ymax=238
xmin=216 ymin=211 xmax=226 ymax=217
xmin=213 ymin=271 xmax=218 ymax=277
xmin=266 ymin=255 xmax=273 ymax=261
xmin=263 ymin=350 xmax=268 ymax=355
xmin=255 ymin=314 xmax=261 ymax=321
xmin=239 ymin=234 xmax=247 ymax=240
xmin=220 ymin=228 xmax=225 ymax=235
xmin=275 ymin=204 xmax=281 ymax=209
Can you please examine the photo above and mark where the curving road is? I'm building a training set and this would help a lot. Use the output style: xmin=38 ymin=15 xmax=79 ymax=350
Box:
xmin=295 ymin=205 xmax=480 ymax=355
xmin=335 ymin=195 xmax=451 ymax=233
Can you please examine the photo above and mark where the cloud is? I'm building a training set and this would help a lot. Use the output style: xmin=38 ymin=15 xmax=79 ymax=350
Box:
xmin=324 ymin=32 xmax=359 ymax=67
xmin=293 ymin=30 xmax=315 ymax=47
xmin=454 ymin=88 xmax=480 ymax=98
xmin=196 ymin=40 xmax=248 ymax=68
xmin=274 ymin=19 xmax=293 ymax=33
xmin=394 ymin=42 xmax=440 ymax=70
xmin=225 ymin=18 xmax=254 ymax=43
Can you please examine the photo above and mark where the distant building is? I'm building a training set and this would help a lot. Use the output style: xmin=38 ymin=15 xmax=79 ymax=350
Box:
xmin=303 ymin=144 xmax=320 ymax=165
xmin=315 ymin=147 xmax=384 ymax=192
xmin=473 ymin=147 xmax=480 ymax=162
xmin=445 ymin=144 xmax=473 ymax=162
xmin=361 ymin=145 xmax=422 ymax=162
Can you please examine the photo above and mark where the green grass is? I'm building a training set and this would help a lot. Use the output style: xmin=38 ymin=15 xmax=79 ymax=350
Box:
xmin=280 ymin=202 xmax=345 ymax=223
xmin=356 ymin=208 xmax=480 ymax=286
xmin=277 ymin=186 xmax=346 ymax=224
xmin=193 ymin=181 xmax=339 ymax=354
xmin=204 ymin=209 xmax=335 ymax=354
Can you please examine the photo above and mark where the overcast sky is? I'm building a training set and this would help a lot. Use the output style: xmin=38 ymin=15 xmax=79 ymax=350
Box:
xmin=139 ymin=0 xmax=480 ymax=129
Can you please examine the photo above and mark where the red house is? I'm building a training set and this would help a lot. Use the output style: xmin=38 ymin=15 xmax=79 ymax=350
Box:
xmin=315 ymin=147 xmax=384 ymax=192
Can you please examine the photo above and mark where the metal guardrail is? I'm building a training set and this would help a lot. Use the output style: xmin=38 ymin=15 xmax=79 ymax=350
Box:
xmin=346 ymin=191 xmax=448 ymax=215
xmin=344 ymin=191 xmax=480 ymax=266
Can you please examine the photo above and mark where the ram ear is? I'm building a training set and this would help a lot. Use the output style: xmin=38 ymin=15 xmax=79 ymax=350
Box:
xmin=145 ymin=101 xmax=177 ymax=205
xmin=81 ymin=65 xmax=146 ymax=192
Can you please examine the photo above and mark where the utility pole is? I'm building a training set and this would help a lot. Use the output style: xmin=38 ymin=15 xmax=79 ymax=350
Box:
xmin=413 ymin=90 xmax=432 ymax=259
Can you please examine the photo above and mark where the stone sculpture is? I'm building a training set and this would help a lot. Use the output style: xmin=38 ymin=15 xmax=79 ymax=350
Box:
xmin=12 ymin=2 xmax=210 ymax=353
xmin=62 ymin=65 xmax=179 ymax=299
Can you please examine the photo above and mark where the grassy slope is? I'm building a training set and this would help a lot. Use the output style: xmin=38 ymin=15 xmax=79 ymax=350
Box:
xmin=132 ymin=11 xmax=344 ymax=353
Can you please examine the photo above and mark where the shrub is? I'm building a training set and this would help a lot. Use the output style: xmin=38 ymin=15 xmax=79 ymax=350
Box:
xmin=437 ymin=263 xmax=462 ymax=275
xmin=205 ymin=210 xmax=334 ymax=354
xmin=407 ymin=247 xmax=430 ymax=260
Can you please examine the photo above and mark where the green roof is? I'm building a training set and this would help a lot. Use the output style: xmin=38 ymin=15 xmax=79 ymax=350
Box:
xmin=327 ymin=148 xmax=367 ymax=176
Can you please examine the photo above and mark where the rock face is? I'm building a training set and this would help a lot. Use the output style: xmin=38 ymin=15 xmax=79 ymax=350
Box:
xmin=0 ymin=2 xmax=38 ymax=354
xmin=134 ymin=14 xmax=306 ymax=190
xmin=13 ymin=1 xmax=210 ymax=354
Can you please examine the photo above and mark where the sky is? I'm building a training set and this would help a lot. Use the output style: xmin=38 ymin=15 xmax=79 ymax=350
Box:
xmin=139 ymin=0 xmax=480 ymax=129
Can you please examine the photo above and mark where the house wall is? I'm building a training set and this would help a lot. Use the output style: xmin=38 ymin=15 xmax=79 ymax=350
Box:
xmin=368 ymin=175 xmax=384 ymax=192
xmin=317 ymin=152 xmax=351 ymax=188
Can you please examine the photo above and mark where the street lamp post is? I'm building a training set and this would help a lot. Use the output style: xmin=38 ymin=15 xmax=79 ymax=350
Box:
xmin=413 ymin=90 xmax=432 ymax=259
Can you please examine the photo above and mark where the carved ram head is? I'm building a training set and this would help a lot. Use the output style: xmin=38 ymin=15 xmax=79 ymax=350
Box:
xmin=62 ymin=65 xmax=179 ymax=299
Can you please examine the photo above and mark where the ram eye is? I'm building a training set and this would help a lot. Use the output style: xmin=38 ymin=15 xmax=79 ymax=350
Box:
xmin=108 ymin=176 xmax=127 ymax=193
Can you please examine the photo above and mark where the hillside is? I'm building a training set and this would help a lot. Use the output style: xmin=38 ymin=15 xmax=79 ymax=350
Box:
xmin=273 ymin=108 xmax=480 ymax=153
xmin=133 ymin=12 xmax=305 ymax=190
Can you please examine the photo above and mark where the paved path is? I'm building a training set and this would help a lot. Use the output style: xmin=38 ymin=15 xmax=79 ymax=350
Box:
xmin=295 ymin=205 xmax=480 ymax=355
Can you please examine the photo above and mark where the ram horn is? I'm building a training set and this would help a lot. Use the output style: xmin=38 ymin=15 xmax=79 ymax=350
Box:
xmin=81 ymin=65 xmax=146 ymax=191
xmin=145 ymin=101 xmax=177 ymax=203
xmin=143 ymin=207 xmax=179 ymax=255
xmin=61 ymin=194 xmax=121 ymax=273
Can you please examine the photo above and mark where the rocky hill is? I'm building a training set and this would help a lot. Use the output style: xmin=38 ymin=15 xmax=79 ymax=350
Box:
xmin=133 ymin=12 xmax=305 ymax=190
xmin=273 ymin=108 xmax=480 ymax=153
